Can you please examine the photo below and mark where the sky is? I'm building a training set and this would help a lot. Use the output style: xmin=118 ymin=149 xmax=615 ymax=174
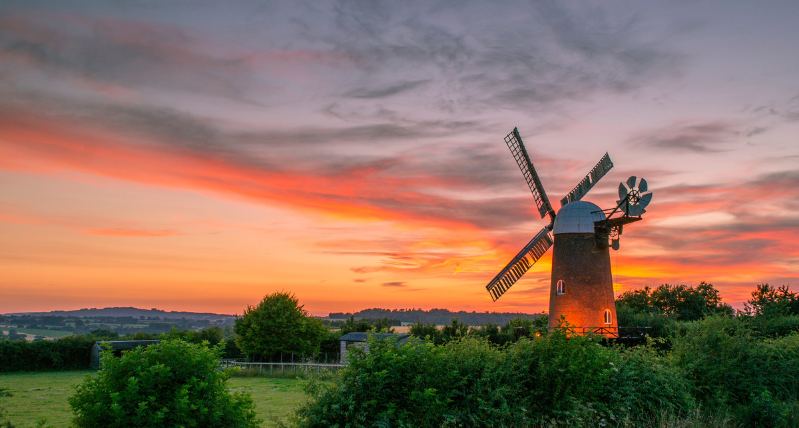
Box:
xmin=1 ymin=0 xmax=798 ymax=316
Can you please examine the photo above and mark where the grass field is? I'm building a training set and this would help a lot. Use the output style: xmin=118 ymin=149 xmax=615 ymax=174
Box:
xmin=1 ymin=328 xmax=74 ymax=339
xmin=0 ymin=371 xmax=309 ymax=427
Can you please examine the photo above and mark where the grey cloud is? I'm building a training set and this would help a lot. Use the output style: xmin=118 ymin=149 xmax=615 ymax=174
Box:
xmin=318 ymin=0 xmax=685 ymax=112
xmin=0 ymin=14 xmax=252 ymax=101
xmin=348 ymin=80 xmax=430 ymax=99
xmin=1 ymin=1 xmax=686 ymax=116
xmin=630 ymin=122 xmax=736 ymax=153
xmin=381 ymin=281 xmax=407 ymax=287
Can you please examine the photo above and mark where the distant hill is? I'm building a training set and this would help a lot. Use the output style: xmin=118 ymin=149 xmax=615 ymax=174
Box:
xmin=327 ymin=308 xmax=542 ymax=326
xmin=5 ymin=307 xmax=235 ymax=321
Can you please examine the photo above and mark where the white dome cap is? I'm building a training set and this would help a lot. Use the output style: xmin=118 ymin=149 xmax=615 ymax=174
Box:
xmin=553 ymin=200 xmax=606 ymax=234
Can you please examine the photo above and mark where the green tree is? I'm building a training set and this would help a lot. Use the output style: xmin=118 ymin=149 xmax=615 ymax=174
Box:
xmin=617 ymin=282 xmax=731 ymax=321
xmin=69 ymin=340 xmax=259 ymax=428
xmin=441 ymin=318 xmax=468 ymax=341
xmin=338 ymin=316 xmax=371 ymax=335
xmin=234 ymin=292 xmax=328 ymax=360
xmin=409 ymin=321 xmax=442 ymax=344
xmin=468 ymin=322 xmax=502 ymax=344
xmin=744 ymin=283 xmax=799 ymax=317
xmin=87 ymin=329 xmax=119 ymax=340
xmin=370 ymin=317 xmax=396 ymax=333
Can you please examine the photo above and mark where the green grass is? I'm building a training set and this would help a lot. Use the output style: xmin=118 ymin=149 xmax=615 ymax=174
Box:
xmin=0 ymin=370 xmax=83 ymax=427
xmin=0 ymin=371 xmax=310 ymax=427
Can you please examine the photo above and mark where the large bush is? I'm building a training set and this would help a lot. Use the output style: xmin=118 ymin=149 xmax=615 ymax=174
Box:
xmin=294 ymin=332 xmax=693 ymax=427
xmin=670 ymin=315 xmax=799 ymax=426
xmin=670 ymin=315 xmax=799 ymax=405
xmin=69 ymin=339 xmax=259 ymax=428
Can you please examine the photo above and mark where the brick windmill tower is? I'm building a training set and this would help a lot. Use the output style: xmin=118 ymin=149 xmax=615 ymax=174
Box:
xmin=484 ymin=128 xmax=652 ymax=336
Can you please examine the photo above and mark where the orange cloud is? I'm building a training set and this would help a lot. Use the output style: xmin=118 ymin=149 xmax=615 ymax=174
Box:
xmin=83 ymin=228 xmax=183 ymax=237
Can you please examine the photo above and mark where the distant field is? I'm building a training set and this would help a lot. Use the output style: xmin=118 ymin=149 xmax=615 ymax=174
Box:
xmin=0 ymin=328 xmax=74 ymax=341
xmin=0 ymin=371 xmax=309 ymax=427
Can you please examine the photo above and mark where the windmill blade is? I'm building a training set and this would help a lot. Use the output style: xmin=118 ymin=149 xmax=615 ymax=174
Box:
xmin=618 ymin=181 xmax=630 ymax=200
xmin=626 ymin=204 xmax=646 ymax=217
xmin=505 ymin=128 xmax=555 ymax=220
xmin=638 ymin=192 xmax=653 ymax=209
xmin=560 ymin=152 xmax=614 ymax=207
xmin=638 ymin=178 xmax=648 ymax=193
xmin=486 ymin=227 xmax=553 ymax=302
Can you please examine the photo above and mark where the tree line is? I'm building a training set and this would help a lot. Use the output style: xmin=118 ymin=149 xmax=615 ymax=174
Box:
xmin=329 ymin=308 xmax=539 ymax=326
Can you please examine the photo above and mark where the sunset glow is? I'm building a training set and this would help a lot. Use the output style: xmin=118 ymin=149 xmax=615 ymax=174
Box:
xmin=1 ymin=1 xmax=798 ymax=315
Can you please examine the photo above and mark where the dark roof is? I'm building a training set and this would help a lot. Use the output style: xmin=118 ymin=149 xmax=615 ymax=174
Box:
xmin=339 ymin=332 xmax=410 ymax=342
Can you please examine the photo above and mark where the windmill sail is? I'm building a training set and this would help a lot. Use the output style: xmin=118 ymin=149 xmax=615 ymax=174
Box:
xmin=486 ymin=227 xmax=554 ymax=302
xmin=560 ymin=152 xmax=614 ymax=207
xmin=505 ymin=128 xmax=555 ymax=220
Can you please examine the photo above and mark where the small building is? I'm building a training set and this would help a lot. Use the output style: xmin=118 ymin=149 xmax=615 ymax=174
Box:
xmin=90 ymin=340 xmax=160 ymax=369
xmin=339 ymin=332 xmax=411 ymax=363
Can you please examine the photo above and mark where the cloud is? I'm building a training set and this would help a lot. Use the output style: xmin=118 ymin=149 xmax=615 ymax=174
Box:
xmin=381 ymin=281 xmax=407 ymax=287
xmin=348 ymin=80 xmax=430 ymax=99
xmin=353 ymin=279 xmax=366 ymax=283
xmin=83 ymin=228 xmax=183 ymax=237
xmin=315 ymin=0 xmax=685 ymax=113
xmin=0 ymin=13 xmax=256 ymax=102
xmin=629 ymin=122 xmax=737 ymax=153
xmin=351 ymin=266 xmax=386 ymax=274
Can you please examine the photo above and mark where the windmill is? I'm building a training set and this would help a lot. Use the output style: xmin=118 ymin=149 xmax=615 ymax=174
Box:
xmin=485 ymin=128 xmax=652 ymax=335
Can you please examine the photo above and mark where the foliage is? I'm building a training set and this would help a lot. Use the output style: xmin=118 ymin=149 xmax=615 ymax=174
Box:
xmin=440 ymin=317 xmax=468 ymax=341
xmin=616 ymin=282 xmax=733 ymax=322
xmin=161 ymin=326 xmax=224 ymax=346
xmin=294 ymin=331 xmax=694 ymax=427
xmin=234 ymin=292 xmax=329 ymax=361
xmin=615 ymin=305 xmax=676 ymax=338
xmin=69 ymin=339 xmax=260 ymax=428
xmin=0 ymin=335 xmax=95 ymax=372
xmin=329 ymin=308 xmax=540 ymax=327
xmin=408 ymin=321 xmax=441 ymax=343
xmin=87 ymin=329 xmax=119 ymax=340
xmin=336 ymin=316 xmax=396 ymax=334
xmin=370 ymin=317 xmax=397 ymax=333
xmin=744 ymin=283 xmax=799 ymax=317
xmin=747 ymin=314 xmax=799 ymax=338
xmin=0 ymin=371 xmax=301 ymax=428
xmin=337 ymin=316 xmax=372 ymax=335
xmin=669 ymin=315 xmax=799 ymax=426
xmin=468 ymin=322 xmax=503 ymax=345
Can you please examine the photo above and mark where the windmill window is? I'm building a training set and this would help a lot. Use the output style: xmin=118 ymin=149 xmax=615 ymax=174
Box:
xmin=556 ymin=280 xmax=565 ymax=295
xmin=604 ymin=310 xmax=612 ymax=325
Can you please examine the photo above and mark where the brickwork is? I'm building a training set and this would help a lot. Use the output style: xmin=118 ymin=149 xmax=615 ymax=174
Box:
xmin=547 ymin=233 xmax=617 ymax=335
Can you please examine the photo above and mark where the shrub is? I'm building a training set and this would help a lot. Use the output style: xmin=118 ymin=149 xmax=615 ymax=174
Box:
xmin=294 ymin=332 xmax=694 ymax=427
xmin=0 ymin=335 xmax=95 ymax=372
xmin=670 ymin=315 xmax=799 ymax=416
xmin=616 ymin=306 xmax=677 ymax=339
xmin=69 ymin=339 xmax=259 ymax=428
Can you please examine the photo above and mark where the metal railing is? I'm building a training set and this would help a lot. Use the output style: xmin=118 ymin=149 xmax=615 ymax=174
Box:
xmin=551 ymin=326 xmax=651 ymax=339
xmin=221 ymin=360 xmax=345 ymax=375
